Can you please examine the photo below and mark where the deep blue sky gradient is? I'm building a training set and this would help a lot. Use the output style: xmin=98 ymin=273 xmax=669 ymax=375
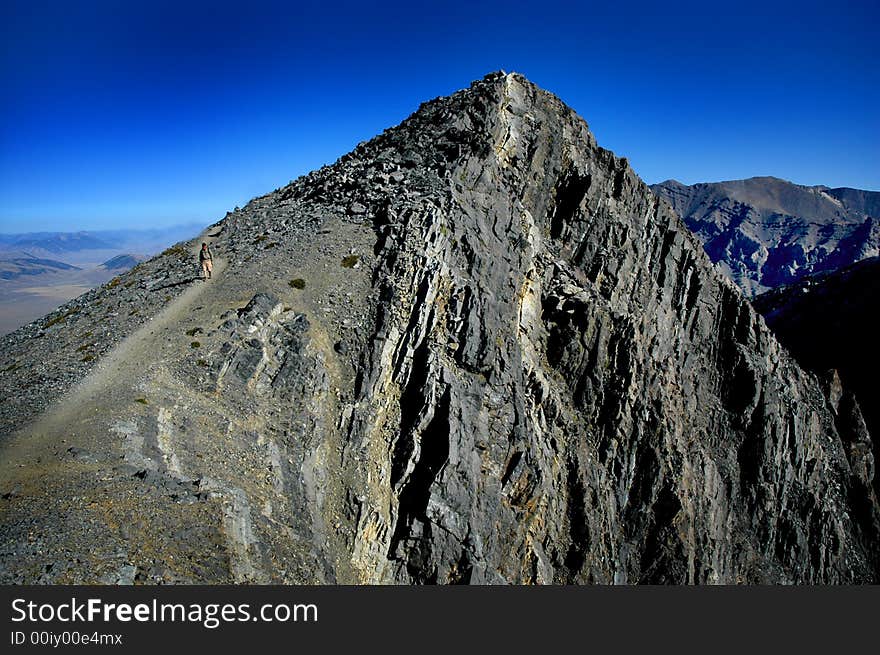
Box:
xmin=1 ymin=0 xmax=878 ymax=231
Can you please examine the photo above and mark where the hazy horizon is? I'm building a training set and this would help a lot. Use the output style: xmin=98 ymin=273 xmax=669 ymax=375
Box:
xmin=0 ymin=221 xmax=207 ymax=236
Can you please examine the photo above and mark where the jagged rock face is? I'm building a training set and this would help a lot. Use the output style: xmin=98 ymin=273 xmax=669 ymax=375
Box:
xmin=0 ymin=73 xmax=877 ymax=584
xmin=651 ymin=178 xmax=880 ymax=297
xmin=331 ymin=74 xmax=879 ymax=584
xmin=753 ymin=257 xmax=880 ymax=496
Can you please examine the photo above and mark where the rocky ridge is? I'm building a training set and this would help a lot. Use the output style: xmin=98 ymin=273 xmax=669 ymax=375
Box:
xmin=753 ymin=256 xmax=880 ymax=496
xmin=0 ymin=72 xmax=877 ymax=584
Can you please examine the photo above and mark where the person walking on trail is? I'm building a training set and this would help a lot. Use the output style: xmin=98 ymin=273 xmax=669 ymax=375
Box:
xmin=199 ymin=242 xmax=214 ymax=280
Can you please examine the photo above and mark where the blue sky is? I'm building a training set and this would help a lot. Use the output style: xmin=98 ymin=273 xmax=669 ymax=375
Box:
xmin=1 ymin=0 xmax=877 ymax=232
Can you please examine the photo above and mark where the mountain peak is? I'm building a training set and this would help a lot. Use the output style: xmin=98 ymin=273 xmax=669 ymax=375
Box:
xmin=1 ymin=74 xmax=877 ymax=585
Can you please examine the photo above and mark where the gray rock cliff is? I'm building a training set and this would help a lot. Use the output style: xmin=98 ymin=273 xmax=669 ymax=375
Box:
xmin=0 ymin=72 xmax=877 ymax=584
xmin=753 ymin=257 xmax=880 ymax=497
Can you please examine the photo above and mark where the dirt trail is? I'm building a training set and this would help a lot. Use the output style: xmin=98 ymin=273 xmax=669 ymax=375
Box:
xmin=0 ymin=232 xmax=226 ymax=476
xmin=0 ymin=216 xmax=369 ymax=583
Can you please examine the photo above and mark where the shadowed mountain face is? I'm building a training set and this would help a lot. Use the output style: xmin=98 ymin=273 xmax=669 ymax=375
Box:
xmin=0 ymin=73 xmax=877 ymax=584
xmin=753 ymin=257 xmax=880 ymax=494
xmin=824 ymin=187 xmax=880 ymax=218
xmin=100 ymin=254 xmax=147 ymax=271
xmin=651 ymin=177 xmax=879 ymax=296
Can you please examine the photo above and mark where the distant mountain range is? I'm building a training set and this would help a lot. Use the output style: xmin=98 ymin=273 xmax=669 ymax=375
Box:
xmin=0 ymin=225 xmax=199 ymax=335
xmin=0 ymin=224 xmax=203 ymax=265
xmin=0 ymin=256 xmax=81 ymax=281
xmin=651 ymin=177 xmax=879 ymax=296
xmin=0 ymin=253 xmax=148 ymax=282
xmin=0 ymin=232 xmax=114 ymax=254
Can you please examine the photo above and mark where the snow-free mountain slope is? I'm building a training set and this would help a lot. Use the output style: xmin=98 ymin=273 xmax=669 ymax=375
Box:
xmin=1 ymin=73 xmax=876 ymax=584
xmin=652 ymin=177 xmax=879 ymax=296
